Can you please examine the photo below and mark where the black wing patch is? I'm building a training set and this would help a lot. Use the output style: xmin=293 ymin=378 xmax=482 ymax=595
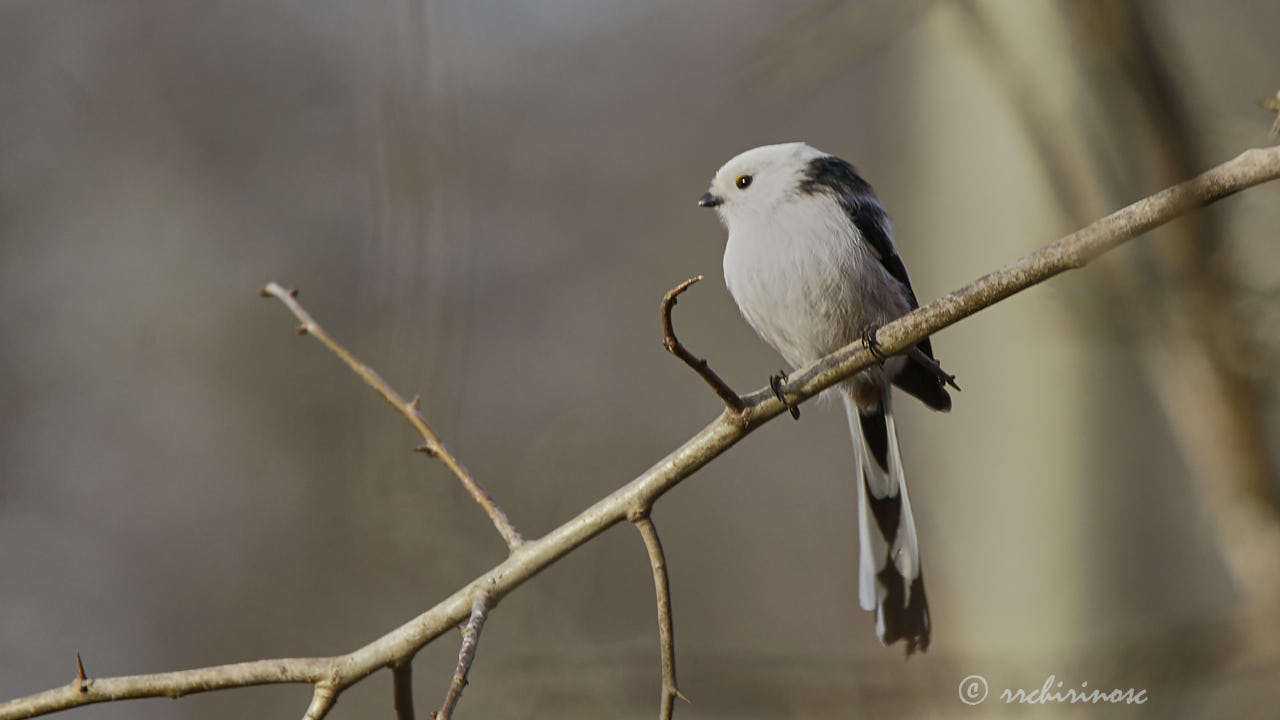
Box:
xmin=800 ymin=155 xmax=951 ymax=412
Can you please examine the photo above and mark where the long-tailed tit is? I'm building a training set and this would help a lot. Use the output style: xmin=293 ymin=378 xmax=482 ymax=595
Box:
xmin=698 ymin=142 xmax=951 ymax=655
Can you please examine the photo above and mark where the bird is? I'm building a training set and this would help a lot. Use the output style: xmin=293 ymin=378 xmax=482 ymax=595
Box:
xmin=697 ymin=142 xmax=952 ymax=655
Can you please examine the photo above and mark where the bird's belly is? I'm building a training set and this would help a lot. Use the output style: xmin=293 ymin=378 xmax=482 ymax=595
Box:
xmin=724 ymin=237 xmax=856 ymax=367
xmin=724 ymin=225 xmax=910 ymax=375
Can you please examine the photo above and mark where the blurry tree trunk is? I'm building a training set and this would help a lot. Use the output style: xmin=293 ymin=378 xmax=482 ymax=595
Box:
xmin=1067 ymin=0 xmax=1280 ymax=657
xmin=911 ymin=2 xmax=1096 ymax=660
xmin=956 ymin=0 xmax=1280 ymax=660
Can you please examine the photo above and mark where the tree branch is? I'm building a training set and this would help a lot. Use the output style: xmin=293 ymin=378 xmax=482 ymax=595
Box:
xmin=0 ymin=657 xmax=334 ymax=720
xmin=661 ymin=275 xmax=746 ymax=414
xmin=258 ymin=283 xmax=523 ymax=552
xmin=3 ymin=145 xmax=1278 ymax=720
xmin=432 ymin=592 xmax=489 ymax=720
xmin=629 ymin=510 xmax=686 ymax=720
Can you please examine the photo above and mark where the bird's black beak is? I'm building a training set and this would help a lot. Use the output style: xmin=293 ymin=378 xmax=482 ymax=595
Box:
xmin=697 ymin=192 xmax=722 ymax=208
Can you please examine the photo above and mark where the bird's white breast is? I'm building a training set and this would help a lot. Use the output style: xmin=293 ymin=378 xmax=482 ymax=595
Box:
xmin=722 ymin=194 xmax=909 ymax=372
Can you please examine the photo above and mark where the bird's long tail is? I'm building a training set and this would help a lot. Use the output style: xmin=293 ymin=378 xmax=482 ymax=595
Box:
xmin=843 ymin=388 xmax=931 ymax=655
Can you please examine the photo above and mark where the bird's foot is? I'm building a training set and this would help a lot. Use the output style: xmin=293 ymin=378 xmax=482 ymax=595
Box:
xmin=861 ymin=325 xmax=886 ymax=366
xmin=769 ymin=370 xmax=800 ymax=420
xmin=907 ymin=346 xmax=961 ymax=391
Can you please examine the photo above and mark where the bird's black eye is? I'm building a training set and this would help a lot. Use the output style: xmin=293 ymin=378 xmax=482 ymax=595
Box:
xmin=735 ymin=174 xmax=753 ymax=190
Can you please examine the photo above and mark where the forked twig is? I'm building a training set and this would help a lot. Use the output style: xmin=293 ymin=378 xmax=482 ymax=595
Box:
xmin=259 ymin=283 xmax=523 ymax=552
xmin=629 ymin=510 xmax=687 ymax=720
xmin=3 ymin=145 xmax=1279 ymax=720
xmin=661 ymin=276 xmax=745 ymax=414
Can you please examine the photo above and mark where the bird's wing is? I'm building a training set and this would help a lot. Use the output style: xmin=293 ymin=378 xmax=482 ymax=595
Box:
xmin=801 ymin=155 xmax=951 ymax=410
xmin=799 ymin=155 xmax=920 ymax=306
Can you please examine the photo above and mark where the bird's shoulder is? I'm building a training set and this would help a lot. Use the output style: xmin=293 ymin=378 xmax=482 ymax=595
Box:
xmin=797 ymin=155 xmax=919 ymax=308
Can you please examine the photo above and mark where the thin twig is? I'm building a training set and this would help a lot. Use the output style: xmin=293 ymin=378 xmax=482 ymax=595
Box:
xmin=661 ymin=276 xmax=745 ymax=414
xmin=3 ymin=145 xmax=1279 ymax=720
xmin=629 ymin=510 xmax=687 ymax=720
xmin=258 ymin=283 xmax=523 ymax=552
xmin=392 ymin=661 xmax=415 ymax=720
xmin=433 ymin=593 xmax=490 ymax=720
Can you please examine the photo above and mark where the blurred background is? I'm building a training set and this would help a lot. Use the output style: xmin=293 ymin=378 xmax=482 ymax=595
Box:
xmin=2 ymin=1 xmax=1278 ymax=717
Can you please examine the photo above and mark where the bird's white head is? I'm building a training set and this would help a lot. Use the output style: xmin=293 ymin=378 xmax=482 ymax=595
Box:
xmin=698 ymin=142 xmax=829 ymax=228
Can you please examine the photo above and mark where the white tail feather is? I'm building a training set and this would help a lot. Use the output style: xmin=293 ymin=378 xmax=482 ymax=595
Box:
xmin=881 ymin=389 xmax=920 ymax=591
xmin=847 ymin=393 xmax=885 ymax=613
xmin=843 ymin=389 xmax=922 ymax=623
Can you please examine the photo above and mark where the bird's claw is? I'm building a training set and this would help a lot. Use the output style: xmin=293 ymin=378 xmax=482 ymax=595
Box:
xmin=769 ymin=371 xmax=800 ymax=420
xmin=907 ymin=345 xmax=961 ymax=391
xmin=861 ymin=325 xmax=886 ymax=366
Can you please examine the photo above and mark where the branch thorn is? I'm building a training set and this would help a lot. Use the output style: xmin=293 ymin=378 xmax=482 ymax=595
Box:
xmin=75 ymin=652 xmax=88 ymax=693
